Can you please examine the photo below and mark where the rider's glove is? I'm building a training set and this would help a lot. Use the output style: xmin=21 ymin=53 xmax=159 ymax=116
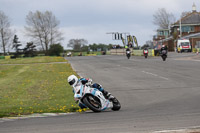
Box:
xmin=80 ymin=78 xmax=88 ymax=85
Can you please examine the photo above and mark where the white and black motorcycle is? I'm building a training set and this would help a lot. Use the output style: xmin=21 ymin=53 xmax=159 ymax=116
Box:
xmin=126 ymin=50 xmax=131 ymax=59
xmin=74 ymin=83 xmax=121 ymax=112
xmin=161 ymin=50 xmax=167 ymax=61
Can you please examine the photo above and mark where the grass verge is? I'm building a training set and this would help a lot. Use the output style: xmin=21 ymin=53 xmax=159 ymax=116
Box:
xmin=0 ymin=56 xmax=66 ymax=64
xmin=0 ymin=57 xmax=83 ymax=118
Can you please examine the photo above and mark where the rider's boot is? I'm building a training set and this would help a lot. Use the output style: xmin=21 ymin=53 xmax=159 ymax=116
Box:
xmin=102 ymin=90 xmax=118 ymax=103
xmin=102 ymin=90 xmax=114 ymax=100
xmin=92 ymin=83 xmax=112 ymax=99
xmin=93 ymin=83 xmax=117 ymax=102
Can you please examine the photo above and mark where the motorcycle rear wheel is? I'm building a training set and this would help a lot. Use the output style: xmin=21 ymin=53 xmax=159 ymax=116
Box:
xmin=83 ymin=95 xmax=102 ymax=112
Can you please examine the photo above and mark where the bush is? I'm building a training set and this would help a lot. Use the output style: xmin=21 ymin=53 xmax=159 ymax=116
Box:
xmin=49 ymin=44 xmax=64 ymax=56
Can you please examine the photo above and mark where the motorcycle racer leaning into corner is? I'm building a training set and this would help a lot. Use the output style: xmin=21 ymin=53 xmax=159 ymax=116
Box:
xmin=68 ymin=75 xmax=116 ymax=109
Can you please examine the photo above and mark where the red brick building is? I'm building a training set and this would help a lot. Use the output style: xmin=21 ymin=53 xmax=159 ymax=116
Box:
xmin=153 ymin=3 xmax=200 ymax=51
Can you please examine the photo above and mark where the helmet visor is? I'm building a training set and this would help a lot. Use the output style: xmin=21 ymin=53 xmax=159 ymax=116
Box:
xmin=69 ymin=79 xmax=75 ymax=85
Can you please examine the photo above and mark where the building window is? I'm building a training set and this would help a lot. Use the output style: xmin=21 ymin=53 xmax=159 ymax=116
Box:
xmin=196 ymin=41 xmax=200 ymax=48
xmin=181 ymin=26 xmax=194 ymax=32
xmin=157 ymin=31 xmax=169 ymax=37
xmin=158 ymin=31 xmax=164 ymax=36
xmin=164 ymin=31 xmax=169 ymax=36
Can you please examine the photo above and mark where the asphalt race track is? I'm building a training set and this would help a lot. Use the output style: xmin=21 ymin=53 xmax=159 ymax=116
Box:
xmin=1 ymin=52 xmax=200 ymax=133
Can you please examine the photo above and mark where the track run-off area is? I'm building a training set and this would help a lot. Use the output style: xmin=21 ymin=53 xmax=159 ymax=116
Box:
xmin=1 ymin=52 xmax=200 ymax=133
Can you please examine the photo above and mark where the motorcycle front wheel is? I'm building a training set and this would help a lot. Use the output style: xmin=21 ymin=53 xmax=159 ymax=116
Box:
xmin=83 ymin=95 xmax=102 ymax=112
xmin=162 ymin=55 xmax=166 ymax=61
xmin=111 ymin=97 xmax=121 ymax=111
xmin=127 ymin=54 xmax=130 ymax=59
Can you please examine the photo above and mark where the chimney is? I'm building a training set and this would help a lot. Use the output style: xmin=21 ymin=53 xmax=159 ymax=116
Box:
xmin=192 ymin=3 xmax=197 ymax=12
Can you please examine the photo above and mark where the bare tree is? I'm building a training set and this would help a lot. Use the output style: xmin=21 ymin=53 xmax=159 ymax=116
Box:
xmin=0 ymin=11 xmax=13 ymax=55
xmin=25 ymin=11 xmax=64 ymax=55
xmin=181 ymin=11 xmax=191 ymax=18
xmin=67 ymin=39 xmax=88 ymax=51
xmin=153 ymin=8 xmax=176 ymax=29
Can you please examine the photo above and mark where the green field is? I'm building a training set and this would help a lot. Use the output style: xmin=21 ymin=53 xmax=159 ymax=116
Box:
xmin=0 ymin=57 xmax=82 ymax=118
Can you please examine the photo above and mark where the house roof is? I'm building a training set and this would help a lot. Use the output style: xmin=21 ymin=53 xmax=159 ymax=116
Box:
xmin=157 ymin=36 xmax=173 ymax=43
xmin=157 ymin=32 xmax=200 ymax=43
xmin=180 ymin=32 xmax=200 ymax=39
xmin=157 ymin=29 xmax=169 ymax=31
xmin=172 ymin=11 xmax=200 ymax=26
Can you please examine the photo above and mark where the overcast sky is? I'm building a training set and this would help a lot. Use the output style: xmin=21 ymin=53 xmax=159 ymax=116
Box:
xmin=0 ymin=0 xmax=199 ymax=49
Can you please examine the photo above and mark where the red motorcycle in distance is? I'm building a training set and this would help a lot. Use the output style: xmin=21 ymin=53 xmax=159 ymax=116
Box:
xmin=143 ymin=48 xmax=148 ymax=59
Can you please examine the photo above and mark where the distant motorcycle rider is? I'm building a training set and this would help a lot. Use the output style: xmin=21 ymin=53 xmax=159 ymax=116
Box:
xmin=126 ymin=48 xmax=131 ymax=59
xmin=68 ymin=75 xmax=114 ymax=108
xmin=160 ymin=45 xmax=168 ymax=61
xmin=126 ymin=48 xmax=131 ymax=53
xmin=160 ymin=45 xmax=168 ymax=53
xmin=143 ymin=47 xmax=148 ymax=58
xmin=143 ymin=47 xmax=148 ymax=51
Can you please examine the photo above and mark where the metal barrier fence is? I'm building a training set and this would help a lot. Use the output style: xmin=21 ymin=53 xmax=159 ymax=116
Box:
xmin=110 ymin=49 xmax=155 ymax=56
xmin=0 ymin=56 xmax=10 ymax=59
xmin=192 ymin=48 xmax=200 ymax=53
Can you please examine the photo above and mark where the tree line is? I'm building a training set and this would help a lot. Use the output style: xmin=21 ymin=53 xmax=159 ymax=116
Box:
xmin=67 ymin=39 xmax=113 ymax=52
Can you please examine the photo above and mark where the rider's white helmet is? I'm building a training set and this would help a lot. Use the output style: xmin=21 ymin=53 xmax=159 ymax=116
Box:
xmin=162 ymin=45 xmax=165 ymax=48
xmin=68 ymin=75 xmax=78 ymax=86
